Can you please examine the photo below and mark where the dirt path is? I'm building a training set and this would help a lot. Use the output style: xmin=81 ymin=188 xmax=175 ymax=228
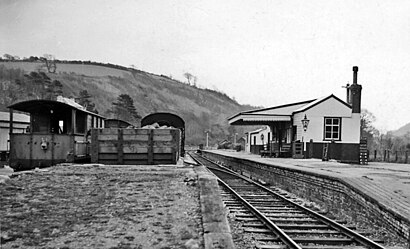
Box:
xmin=0 ymin=164 xmax=203 ymax=249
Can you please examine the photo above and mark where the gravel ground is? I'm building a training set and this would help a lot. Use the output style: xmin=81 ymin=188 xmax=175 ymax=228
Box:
xmin=0 ymin=164 xmax=204 ymax=249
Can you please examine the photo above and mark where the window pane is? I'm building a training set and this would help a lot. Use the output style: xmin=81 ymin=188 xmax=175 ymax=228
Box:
xmin=324 ymin=117 xmax=341 ymax=140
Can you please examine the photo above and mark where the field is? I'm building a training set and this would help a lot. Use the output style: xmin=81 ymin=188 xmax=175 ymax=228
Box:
xmin=0 ymin=164 xmax=203 ymax=249
xmin=0 ymin=61 xmax=132 ymax=78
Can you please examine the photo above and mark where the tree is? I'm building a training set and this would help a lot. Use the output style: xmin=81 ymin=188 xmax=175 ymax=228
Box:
xmin=183 ymin=72 xmax=194 ymax=85
xmin=3 ymin=54 xmax=15 ymax=60
xmin=193 ymin=76 xmax=198 ymax=87
xmin=28 ymin=56 xmax=39 ymax=62
xmin=76 ymin=90 xmax=98 ymax=113
xmin=40 ymin=54 xmax=57 ymax=73
xmin=361 ymin=109 xmax=378 ymax=146
xmin=110 ymin=94 xmax=141 ymax=124
xmin=24 ymin=71 xmax=50 ymax=99
xmin=51 ymin=80 xmax=63 ymax=98
xmin=23 ymin=71 xmax=62 ymax=100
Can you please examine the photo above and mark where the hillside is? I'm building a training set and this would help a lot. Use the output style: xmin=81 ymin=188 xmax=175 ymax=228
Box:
xmin=392 ymin=122 xmax=410 ymax=137
xmin=0 ymin=61 xmax=257 ymax=145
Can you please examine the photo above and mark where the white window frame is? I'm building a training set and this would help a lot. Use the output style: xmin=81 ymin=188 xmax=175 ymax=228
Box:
xmin=324 ymin=117 xmax=341 ymax=141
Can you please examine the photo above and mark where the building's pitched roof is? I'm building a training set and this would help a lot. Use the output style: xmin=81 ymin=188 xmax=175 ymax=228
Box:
xmin=292 ymin=94 xmax=351 ymax=114
xmin=230 ymin=99 xmax=315 ymax=119
xmin=228 ymin=94 xmax=351 ymax=125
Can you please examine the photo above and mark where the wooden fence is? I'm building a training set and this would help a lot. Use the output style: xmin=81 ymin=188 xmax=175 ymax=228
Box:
xmin=368 ymin=149 xmax=409 ymax=164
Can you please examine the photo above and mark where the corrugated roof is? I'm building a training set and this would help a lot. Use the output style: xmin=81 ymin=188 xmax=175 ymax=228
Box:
xmin=8 ymin=98 xmax=105 ymax=119
xmin=56 ymin=96 xmax=86 ymax=111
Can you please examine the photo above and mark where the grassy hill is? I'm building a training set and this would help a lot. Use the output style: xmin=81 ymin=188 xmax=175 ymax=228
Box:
xmin=0 ymin=61 xmax=257 ymax=146
xmin=392 ymin=122 xmax=410 ymax=137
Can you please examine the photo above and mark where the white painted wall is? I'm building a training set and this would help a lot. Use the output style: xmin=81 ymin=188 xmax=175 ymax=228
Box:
xmin=293 ymin=97 xmax=360 ymax=144
xmin=245 ymin=133 xmax=250 ymax=152
xmin=247 ymin=126 xmax=272 ymax=150
xmin=341 ymin=113 xmax=361 ymax=143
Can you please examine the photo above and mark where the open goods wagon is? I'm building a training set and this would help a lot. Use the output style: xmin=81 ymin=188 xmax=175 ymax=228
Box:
xmin=141 ymin=112 xmax=185 ymax=156
xmin=90 ymin=128 xmax=181 ymax=165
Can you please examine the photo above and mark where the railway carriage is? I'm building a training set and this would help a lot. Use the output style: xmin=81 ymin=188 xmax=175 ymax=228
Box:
xmin=8 ymin=97 xmax=105 ymax=170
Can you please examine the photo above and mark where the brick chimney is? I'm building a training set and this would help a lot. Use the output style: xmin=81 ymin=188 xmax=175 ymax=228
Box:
xmin=350 ymin=66 xmax=362 ymax=113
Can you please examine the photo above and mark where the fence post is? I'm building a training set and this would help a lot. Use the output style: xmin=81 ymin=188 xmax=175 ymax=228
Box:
xmin=387 ymin=150 xmax=390 ymax=162
xmin=374 ymin=150 xmax=377 ymax=161
xmin=309 ymin=139 xmax=313 ymax=159
xmin=383 ymin=150 xmax=386 ymax=162
xmin=395 ymin=151 xmax=398 ymax=162
xmin=405 ymin=151 xmax=408 ymax=164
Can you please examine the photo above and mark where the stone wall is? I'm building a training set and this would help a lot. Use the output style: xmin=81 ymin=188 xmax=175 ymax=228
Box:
xmin=202 ymin=151 xmax=409 ymax=242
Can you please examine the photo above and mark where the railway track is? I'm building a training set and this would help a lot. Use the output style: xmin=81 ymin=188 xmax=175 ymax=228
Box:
xmin=189 ymin=152 xmax=385 ymax=249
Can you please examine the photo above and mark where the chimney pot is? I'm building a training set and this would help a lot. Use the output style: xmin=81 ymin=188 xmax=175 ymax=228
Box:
xmin=353 ymin=66 xmax=358 ymax=84
xmin=350 ymin=66 xmax=362 ymax=113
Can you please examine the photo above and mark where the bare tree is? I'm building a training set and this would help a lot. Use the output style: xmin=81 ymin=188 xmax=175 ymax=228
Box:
xmin=40 ymin=54 xmax=57 ymax=73
xmin=183 ymin=72 xmax=194 ymax=85
xmin=3 ymin=54 xmax=15 ymax=60
xmin=193 ymin=76 xmax=198 ymax=87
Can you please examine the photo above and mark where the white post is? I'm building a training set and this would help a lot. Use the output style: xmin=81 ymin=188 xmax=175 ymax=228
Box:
xmin=206 ymin=132 xmax=209 ymax=148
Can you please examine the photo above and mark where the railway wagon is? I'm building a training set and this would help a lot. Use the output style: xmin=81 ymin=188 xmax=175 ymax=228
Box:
xmin=141 ymin=112 xmax=185 ymax=156
xmin=0 ymin=111 xmax=30 ymax=162
xmin=90 ymin=127 xmax=181 ymax=165
xmin=8 ymin=97 xmax=105 ymax=170
xmin=104 ymin=118 xmax=133 ymax=128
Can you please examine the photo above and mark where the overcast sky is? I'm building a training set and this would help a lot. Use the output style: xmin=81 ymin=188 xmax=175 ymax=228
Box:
xmin=1 ymin=0 xmax=409 ymax=131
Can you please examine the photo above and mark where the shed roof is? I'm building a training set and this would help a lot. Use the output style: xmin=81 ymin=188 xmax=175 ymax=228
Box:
xmin=8 ymin=98 xmax=105 ymax=119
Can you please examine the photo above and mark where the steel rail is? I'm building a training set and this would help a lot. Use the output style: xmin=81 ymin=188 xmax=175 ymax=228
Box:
xmin=192 ymin=153 xmax=386 ymax=249
xmin=216 ymin=174 xmax=302 ymax=249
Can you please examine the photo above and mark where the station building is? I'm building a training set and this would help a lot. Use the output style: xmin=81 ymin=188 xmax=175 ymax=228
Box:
xmin=229 ymin=66 xmax=363 ymax=163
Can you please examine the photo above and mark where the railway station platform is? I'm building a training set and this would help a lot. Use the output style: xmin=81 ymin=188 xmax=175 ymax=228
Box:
xmin=202 ymin=149 xmax=410 ymax=242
